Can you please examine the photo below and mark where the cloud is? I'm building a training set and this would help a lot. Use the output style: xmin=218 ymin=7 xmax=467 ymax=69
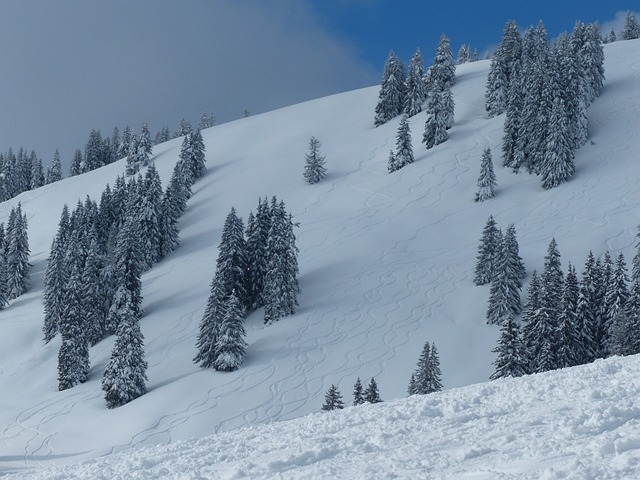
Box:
xmin=0 ymin=0 xmax=377 ymax=170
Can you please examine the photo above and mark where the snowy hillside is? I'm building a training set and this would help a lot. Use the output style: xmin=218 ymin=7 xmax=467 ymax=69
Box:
xmin=1 ymin=38 xmax=640 ymax=476
xmin=6 ymin=355 xmax=640 ymax=479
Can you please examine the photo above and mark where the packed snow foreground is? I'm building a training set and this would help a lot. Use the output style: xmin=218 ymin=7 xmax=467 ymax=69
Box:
xmin=4 ymin=355 xmax=640 ymax=479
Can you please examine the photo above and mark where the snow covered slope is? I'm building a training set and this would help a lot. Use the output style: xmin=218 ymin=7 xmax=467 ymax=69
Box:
xmin=1 ymin=38 xmax=640 ymax=475
xmin=7 ymin=355 xmax=640 ymax=479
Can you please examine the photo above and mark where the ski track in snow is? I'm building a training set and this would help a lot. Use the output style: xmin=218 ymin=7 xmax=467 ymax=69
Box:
xmin=2 ymin=39 xmax=640 ymax=476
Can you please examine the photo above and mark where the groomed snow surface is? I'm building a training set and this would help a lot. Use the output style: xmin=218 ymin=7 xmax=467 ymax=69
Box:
xmin=2 ymin=39 xmax=640 ymax=478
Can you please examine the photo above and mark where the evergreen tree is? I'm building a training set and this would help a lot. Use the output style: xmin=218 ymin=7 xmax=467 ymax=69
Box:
xmin=486 ymin=20 xmax=522 ymax=117
xmin=374 ymin=51 xmax=406 ymax=126
xmin=46 ymin=149 xmax=63 ymax=184
xmin=540 ymin=97 xmax=575 ymax=189
xmin=120 ymin=125 xmax=133 ymax=159
xmin=194 ymin=208 xmax=248 ymax=367
xmin=57 ymin=237 xmax=90 ymax=391
xmin=422 ymin=87 xmax=449 ymax=149
xmin=622 ymin=11 xmax=640 ymax=40
xmin=303 ymin=137 xmax=327 ymax=184
xmin=596 ymin=252 xmax=614 ymax=358
xmin=69 ymin=149 xmax=83 ymax=177
xmin=521 ymin=270 xmax=541 ymax=374
xmin=246 ymin=198 xmax=271 ymax=310
xmin=391 ymin=115 xmax=413 ymax=172
xmin=608 ymin=30 xmax=617 ymax=43
xmin=30 ymin=154 xmax=45 ymax=190
xmin=82 ymin=233 xmax=107 ymax=346
xmin=321 ymin=384 xmax=345 ymax=411
xmin=490 ymin=313 xmax=527 ymax=380
xmin=501 ymin=61 xmax=524 ymax=169
xmin=575 ymin=252 xmax=600 ymax=364
xmin=84 ymin=129 xmax=105 ymax=172
xmin=352 ymin=377 xmax=365 ymax=406
xmin=137 ymin=164 xmax=164 ymax=270
xmin=387 ymin=150 xmax=399 ymax=174
xmin=43 ymin=207 xmax=70 ymax=343
xmin=0 ymin=227 xmax=8 ymax=312
xmin=474 ymin=215 xmax=500 ymax=285
xmin=6 ymin=204 xmax=31 ymax=299
xmin=429 ymin=34 xmax=456 ymax=89
xmin=102 ymin=298 xmax=148 ymax=408
xmin=407 ymin=373 xmax=417 ymax=395
xmin=158 ymin=174 xmax=182 ymax=260
xmin=212 ymin=291 xmax=248 ymax=372
xmin=263 ymin=200 xmax=299 ymax=324
xmin=475 ymin=148 xmax=497 ymax=202
xmin=198 ymin=111 xmax=216 ymax=130
xmin=603 ymin=253 xmax=629 ymax=356
xmin=404 ymin=48 xmax=427 ymax=117
xmin=175 ymin=118 xmax=193 ymax=138
xmin=557 ymin=263 xmax=581 ymax=368
xmin=411 ymin=341 xmax=443 ymax=394
xmin=363 ymin=377 xmax=382 ymax=403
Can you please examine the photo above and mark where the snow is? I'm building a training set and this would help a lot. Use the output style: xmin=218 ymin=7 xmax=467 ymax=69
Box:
xmin=1 ymin=38 xmax=640 ymax=477
xmin=5 ymin=355 xmax=640 ymax=479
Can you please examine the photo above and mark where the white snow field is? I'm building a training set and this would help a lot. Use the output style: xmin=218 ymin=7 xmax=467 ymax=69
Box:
xmin=6 ymin=355 xmax=640 ymax=479
xmin=1 ymin=37 xmax=640 ymax=477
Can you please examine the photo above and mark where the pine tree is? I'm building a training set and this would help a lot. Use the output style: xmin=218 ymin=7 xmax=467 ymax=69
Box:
xmin=321 ymin=385 xmax=345 ymax=411
xmin=540 ymin=97 xmax=575 ymax=189
xmin=352 ymin=377 xmax=365 ymax=406
xmin=490 ymin=313 xmax=527 ymax=380
xmin=404 ymin=48 xmax=427 ymax=117
xmin=575 ymin=252 xmax=600 ymax=364
xmin=391 ymin=115 xmax=413 ymax=172
xmin=486 ymin=20 xmax=522 ymax=117
xmin=46 ymin=149 xmax=63 ymax=184
xmin=212 ymin=291 xmax=248 ymax=372
xmin=43 ymin=207 xmax=70 ymax=343
xmin=303 ymin=137 xmax=327 ymax=184
xmin=57 ymin=237 xmax=90 ymax=391
xmin=102 ymin=299 xmax=148 ymax=408
xmin=363 ymin=377 xmax=382 ymax=403
xmin=422 ymin=88 xmax=449 ymax=149
xmin=194 ymin=208 xmax=248 ymax=367
xmin=557 ymin=263 xmax=580 ymax=368
xmin=603 ymin=253 xmax=629 ymax=356
xmin=263 ymin=200 xmax=299 ymax=324
xmin=411 ymin=341 xmax=443 ymax=394
xmin=175 ymin=118 xmax=193 ymax=138
xmin=69 ymin=149 xmax=83 ymax=177
xmin=521 ymin=270 xmax=541 ymax=374
xmin=137 ymin=164 xmax=164 ymax=270
xmin=430 ymin=34 xmax=456 ymax=89
xmin=501 ymin=61 xmax=524 ymax=169
xmin=374 ymin=51 xmax=406 ymax=126
xmin=622 ymin=11 xmax=640 ymax=40
xmin=387 ymin=150 xmax=399 ymax=174
xmin=475 ymin=148 xmax=497 ymax=202
xmin=6 ymin=204 xmax=31 ymax=299
xmin=82 ymin=233 xmax=107 ymax=346
xmin=245 ymin=198 xmax=270 ymax=310
xmin=474 ymin=215 xmax=500 ymax=285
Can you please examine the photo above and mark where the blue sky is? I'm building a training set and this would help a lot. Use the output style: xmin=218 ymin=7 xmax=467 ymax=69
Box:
xmin=0 ymin=1 xmax=635 ymax=172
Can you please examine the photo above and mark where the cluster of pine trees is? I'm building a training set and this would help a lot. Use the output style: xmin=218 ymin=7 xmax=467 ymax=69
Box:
xmin=46 ymin=137 xmax=206 ymax=407
xmin=486 ymin=20 xmax=604 ymax=190
xmin=0 ymin=203 xmax=32 ymax=309
xmin=407 ymin=340 xmax=443 ymax=395
xmin=492 ymin=233 xmax=640 ymax=380
xmin=621 ymin=11 xmax=640 ymax=41
xmin=322 ymin=377 xmax=383 ymax=411
xmin=0 ymin=148 xmax=61 ymax=202
xmin=456 ymin=44 xmax=480 ymax=64
xmin=194 ymin=196 xmax=300 ymax=372
xmin=474 ymin=216 xmax=526 ymax=325
xmin=381 ymin=36 xmax=456 ymax=174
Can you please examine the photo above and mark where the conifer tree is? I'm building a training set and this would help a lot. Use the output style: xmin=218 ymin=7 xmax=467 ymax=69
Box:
xmin=422 ymin=87 xmax=449 ymax=149
xmin=475 ymin=148 xmax=497 ymax=202
xmin=407 ymin=373 xmax=417 ymax=395
xmin=474 ymin=215 xmax=500 ymax=285
xmin=390 ymin=115 xmax=413 ymax=173
xmin=69 ymin=149 xmax=83 ymax=177
xmin=486 ymin=20 xmax=522 ymax=117
xmin=57 ymin=237 xmax=90 ymax=391
xmin=490 ymin=313 xmax=527 ymax=380
xmin=501 ymin=61 xmax=524 ymax=169
xmin=321 ymin=385 xmax=345 ymax=411
xmin=263 ymin=200 xmax=299 ymax=324
xmin=82 ymin=233 xmax=107 ymax=346
xmin=521 ymin=270 xmax=541 ymax=374
xmin=404 ymin=48 xmax=427 ymax=117
xmin=540 ymin=97 xmax=575 ymax=190
xmin=557 ymin=263 xmax=580 ymax=368
xmin=246 ymin=198 xmax=271 ymax=310
xmin=46 ymin=149 xmax=63 ymax=184
xmin=6 ymin=204 xmax=31 ymax=299
xmin=212 ymin=291 xmax=248 ymax=372
xmin=303 ymin=137 xmax=327 ymax=184
xmin=102 ymin=298 xmax=148 ymax=408
xmin=137 ymin=164 xmax=164 ymax=270
xmin=158 ymin=173 xmax=182 ymax=260
xmin=603 ymin=253 xmax=629 ymax=356
xmin=575 ymin=252 xmax=600 ymax=364
xmin=43 ymin=207 xmax=70 ymax=343
xmin=411 ymin=341 xmax=443 ymax=394
xmin=364 ymin=377 xmax=382 ymax=403
xmin=429 ymin=34 xmax=456 ymax=89
xmin=194 ymin=208 xmax=248 ymax=367
xmin=622 ymin=11 xmax=640 ymax=40
xmin=374 ymin=51 xmax=406 ymax=126
xmin=387 ymin=150 xmax=399 ymax=174
xmin=352 ymin=377 xmax=365 ymax=406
